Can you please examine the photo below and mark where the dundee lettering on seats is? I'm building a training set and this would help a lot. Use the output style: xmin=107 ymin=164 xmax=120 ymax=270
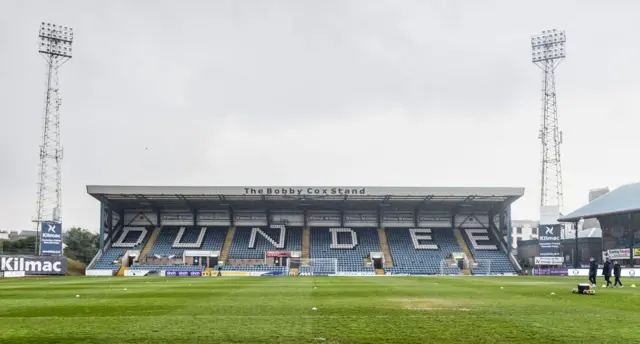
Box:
xmin=409 ymin=228 xmax=438 ymax=250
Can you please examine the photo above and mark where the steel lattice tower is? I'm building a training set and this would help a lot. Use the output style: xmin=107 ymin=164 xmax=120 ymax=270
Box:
xmin=531 ymin=29 xmax=565 ymax=215
xmin=34 ymin=22 xmax=74 ymax=254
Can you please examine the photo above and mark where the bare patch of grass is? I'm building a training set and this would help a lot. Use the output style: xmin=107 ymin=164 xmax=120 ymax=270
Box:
xmin=390 ymin=297 xmax=474 ymax=311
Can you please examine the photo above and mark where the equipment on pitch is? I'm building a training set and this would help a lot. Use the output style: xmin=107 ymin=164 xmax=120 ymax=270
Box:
xmin=572 ymin=283 xmax=595 ymax=295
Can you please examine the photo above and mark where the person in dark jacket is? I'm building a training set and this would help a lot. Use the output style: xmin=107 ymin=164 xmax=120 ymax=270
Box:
xmin=588 ymin=257 xmax=598 ymax=286
xmin=613 ymin=261 xmax=623 ymax=287
xmin=602 ymin=258 xmax=613 ymax=288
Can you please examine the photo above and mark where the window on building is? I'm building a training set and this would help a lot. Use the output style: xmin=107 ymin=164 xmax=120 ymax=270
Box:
xmin=532 ymin=228 xmax=537 ymax=235
xmin=516 ymin=227 xmax=522 ymax=234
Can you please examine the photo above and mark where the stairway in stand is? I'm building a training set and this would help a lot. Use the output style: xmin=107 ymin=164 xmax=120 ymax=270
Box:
xmin=302 ymin=227 xmax=310 ymax=259
xmin=377 ymin=228 xmax=393 ymax=267
xmin=219 ymin=227 xmax=236 ymax=263
xmin=139 ymin=227 xmax=160 ymax=259
xmin=117 ymin=266 xmax=128 ymax=276
xmin=453 ymin=228 xmax=474 ymax=276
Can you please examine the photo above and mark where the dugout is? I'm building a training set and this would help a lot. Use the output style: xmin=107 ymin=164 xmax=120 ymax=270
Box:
xmin=559 ymin=182 xmax=640 ymax=268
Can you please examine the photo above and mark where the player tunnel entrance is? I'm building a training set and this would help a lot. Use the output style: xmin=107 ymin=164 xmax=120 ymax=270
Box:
xmin=266 ymin=251 xmax=292 ymax=267
xmin=370 ymin=252 xmax=384 ymax=269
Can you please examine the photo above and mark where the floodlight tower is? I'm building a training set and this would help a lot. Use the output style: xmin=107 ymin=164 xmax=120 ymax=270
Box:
xmin=531 ymin=29 xmax=566 ymax=217
xmin=33 ymin=22 xmax=73 ymax=254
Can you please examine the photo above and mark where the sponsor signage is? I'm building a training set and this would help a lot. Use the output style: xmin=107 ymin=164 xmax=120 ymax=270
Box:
xmin=162 ymin=213 xmax=194 ymax=221
xmin=345 ymin=214 xmax=377 ymax=222
xmin=235 ymin=214 xmax=267 ymax=221
xmin=165 ymin=270 xmax=202 ymax=277
xmin=198 ymin=213 xmax=229 ymax=221
xmin=248 ymin=271 xmax=287 ymax=276
xmin=568 ymin=268 xmax=640 ymax=277
xmin=538 ymin=224 xmax=562 ymax=257
xmin=243 ymin=187 xmax=366 ymax=196
xmin=308 ymin=215 xmax=341 ymax=222
xmin=332 ymin=271 xmax=376 ymax=276
xmin=266 ymin=251 xmax=291 ymax=257
xmin=0 ymin=255 xmax=67 ymax=275
xmin=85 ymin=269 xmax=114 ymax=276
xmin=534 ymin=256 xmax=564 ymax=265
xmin=40 ymin=222 xmax=63 ymax=255
xmin=418 ymin=215 xmax=450 ymax=222
xmin=382 ymin=215 xmax=414 ymax=222
xmin=532 ymin=268 xmax=568 ymax=276
xmin=603 ymin=248 xmax=640 ymax=260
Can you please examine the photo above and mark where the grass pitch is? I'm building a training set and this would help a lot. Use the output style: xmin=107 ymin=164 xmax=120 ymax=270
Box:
xmin=1 ymin=276 xmax=638 ymax=344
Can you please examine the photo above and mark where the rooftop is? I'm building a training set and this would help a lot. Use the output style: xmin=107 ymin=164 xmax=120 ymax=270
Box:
xmin=87 ymin=185 xmax=525 ymax=212
xmin=559 ymin=182 xmax=640 ymax=222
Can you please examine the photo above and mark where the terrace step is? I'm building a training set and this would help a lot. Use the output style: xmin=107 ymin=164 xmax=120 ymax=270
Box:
xmin=453 ymin=228 xmax=476 ymax=266
xmin=219 ymin=227 xmax=236 ymax=263
xmin=139 ymin=227 xmax=159 ymax=259
xmin=302 ymin=227 xmax=310 ymax=259
xmin=117 ymin=266 xmax=128 ymax=277
xmin=377 ymin=228 xmax=394 ymax=267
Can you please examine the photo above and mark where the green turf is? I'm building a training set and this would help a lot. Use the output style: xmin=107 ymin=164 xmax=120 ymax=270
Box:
xmin=0 ymin=276 xmax=638 ymax=344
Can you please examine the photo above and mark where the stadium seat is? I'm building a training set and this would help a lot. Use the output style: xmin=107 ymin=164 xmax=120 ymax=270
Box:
xmin=385 ymin=228 xmax=461 ymax=275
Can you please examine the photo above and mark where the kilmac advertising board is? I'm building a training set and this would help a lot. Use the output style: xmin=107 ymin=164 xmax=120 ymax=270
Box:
xmin=0 ymin=256 xmax=67 ymax=275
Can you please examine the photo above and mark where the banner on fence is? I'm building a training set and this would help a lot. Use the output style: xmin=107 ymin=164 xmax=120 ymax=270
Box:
xmin=331 ymin=271 xmax=376 ymax=276
xmin=248 ymin=271 xmax=287 ymax=276
xmin=85 ymin=269 xmax=114 ymax=276
xmin=2 ymin=271 xmax=26 ymax=278
xmin=602 ymin=248 xmax=640 ymax=260
xmin=568 ymin=268 xmax=639 ymax=277
xmin=164 ymin=270 xmax=203 ymax=277
xmin=0 ymin=255 xmax=66 ymax=275
xmin=532 ymin=267 xmax=568 ymax=276
xmin=534 ymin=257 xmax=564 ymax=266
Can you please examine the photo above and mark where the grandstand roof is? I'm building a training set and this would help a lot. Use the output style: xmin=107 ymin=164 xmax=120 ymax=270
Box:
xmin=87 ymin=185 xmax=524 ymax=212
xmin=559 ymin=182 xmax=640 ymax=222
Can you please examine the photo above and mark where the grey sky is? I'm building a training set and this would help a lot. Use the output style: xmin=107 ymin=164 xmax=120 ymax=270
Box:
xmin=1 ymin=0 xmax=639 ymax=232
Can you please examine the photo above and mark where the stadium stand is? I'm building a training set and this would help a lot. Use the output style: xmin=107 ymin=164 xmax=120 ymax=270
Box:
xmin=309 ymin=227 xmax=379 ymax=272
xmin=385 ymin=228 xmax=461 ymax=275
xmin=93 ymin=227 xmax=150 ymax=271
xmin=461 ymin=228 xmax=516 ymax=275
xmin=228 ymin=226 xmax=302 ymax=259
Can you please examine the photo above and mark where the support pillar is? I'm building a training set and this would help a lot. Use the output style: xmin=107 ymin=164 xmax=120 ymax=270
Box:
xmin=574 ymin=220 xmax=579 ymax=268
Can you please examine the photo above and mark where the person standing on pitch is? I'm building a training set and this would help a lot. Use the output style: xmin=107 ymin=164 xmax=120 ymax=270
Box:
xmin=613 ymin=261 xmax=623 ymax=287
xmin=588 ymin=257 xmax=598 ymax=287
xmin=602 ymin=258 xmax=613 ymax=288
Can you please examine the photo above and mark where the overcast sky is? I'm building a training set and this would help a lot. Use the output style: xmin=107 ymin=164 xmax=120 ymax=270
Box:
xmin=1 ymin=0 xmax=638 ymax=232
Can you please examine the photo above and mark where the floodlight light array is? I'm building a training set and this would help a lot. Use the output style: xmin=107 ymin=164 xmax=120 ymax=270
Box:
xmin=531 ymin=29 xmax=566 ymax=62
xmin=39 ymin=22 xmax=74 ymax=58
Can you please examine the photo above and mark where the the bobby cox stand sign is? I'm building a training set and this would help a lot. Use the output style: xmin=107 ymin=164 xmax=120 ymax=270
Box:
xmin=40 ymin=222 xmax=63 ymax=255
xmin=0 ymin=256 xmax=67 ymax=275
